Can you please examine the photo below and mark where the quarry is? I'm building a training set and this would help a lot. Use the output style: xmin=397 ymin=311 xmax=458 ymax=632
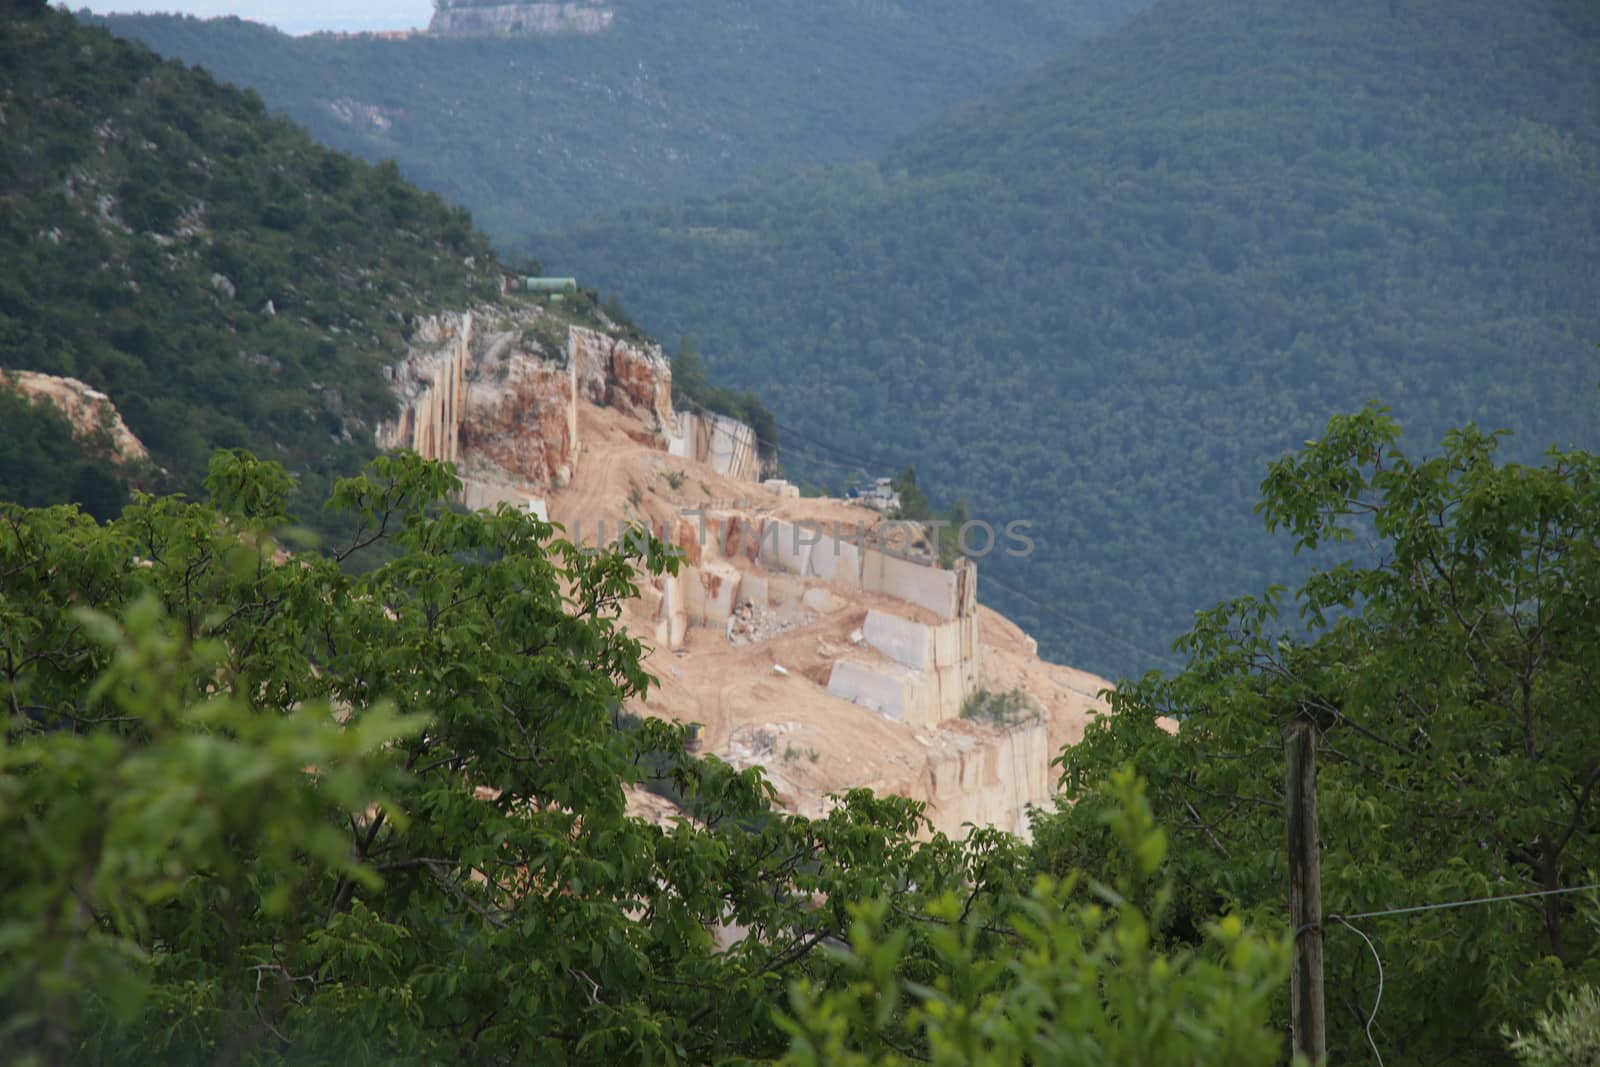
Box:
xmin=376 ymin=303 xmax=1111 ymax=838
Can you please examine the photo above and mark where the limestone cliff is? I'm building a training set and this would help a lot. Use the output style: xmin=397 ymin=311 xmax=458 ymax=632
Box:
xmin=377 ymin=307 xmax=685 ymax=505
xmin=427 ymin=1 xmax=613 ymax=36
xmin=568 ymin=326 xmax=674 ymax=434
xmin=0 ymin=370 xmax=149 ymax=467
xmin=462 ymin=323 xmax=578 ymax=488
xmin=376 ymin=313 xmax=470 ymax=467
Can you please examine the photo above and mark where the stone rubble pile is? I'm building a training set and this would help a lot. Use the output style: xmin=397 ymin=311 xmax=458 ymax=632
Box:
xmin=726 ymin=599 xmax=815 ymax=646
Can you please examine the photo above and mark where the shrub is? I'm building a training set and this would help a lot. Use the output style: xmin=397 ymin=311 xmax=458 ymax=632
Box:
xmin=960 ymin=688 xmax=1037 ymax=727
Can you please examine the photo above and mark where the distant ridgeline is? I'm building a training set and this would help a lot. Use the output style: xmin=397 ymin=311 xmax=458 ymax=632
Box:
xmin=0 ymin=3 xmax=505 ymax=525
xmin=91 ymin=0 xmax=1145 ymax=236
xmin=535 ymin=0 xmax=1600 ymax=677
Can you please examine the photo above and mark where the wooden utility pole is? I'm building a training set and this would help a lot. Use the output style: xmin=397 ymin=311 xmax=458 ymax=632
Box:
xmin=1285 ymin=719 xmax=1326 ymax=1064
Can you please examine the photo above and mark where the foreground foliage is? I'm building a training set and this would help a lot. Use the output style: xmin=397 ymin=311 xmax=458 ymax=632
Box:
xmin=1046 ymin=407 xmax=1600 ymax=1063
xmin=781 ymin=771 xmax=1288 ymax=1067
xmin=1507 ymin=984 xmax=1600 ymax=1067
xmin=0 ymin=450 xmax=1287 ymax=1064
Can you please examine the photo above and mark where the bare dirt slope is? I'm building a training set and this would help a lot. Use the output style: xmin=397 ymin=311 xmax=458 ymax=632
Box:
xmin=546 ymin=398 xmax=1112 ymax=838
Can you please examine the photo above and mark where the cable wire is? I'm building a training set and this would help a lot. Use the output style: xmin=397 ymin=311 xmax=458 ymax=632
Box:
xmin=1337 ymin=882 xmax=1600 ymax=923
xmin=1299 ymin=883 xmax=1600 ymax=1067
xmin=1337 ymin=916 xmax=1385 ymax=1067
xmin=1294 ymin=881 xmax=1600 ymax=940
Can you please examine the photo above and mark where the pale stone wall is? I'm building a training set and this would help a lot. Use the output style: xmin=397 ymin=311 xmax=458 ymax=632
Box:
xmin=920 ymin=720 xmax=1053 ymax=839
xmin=700 ymin=561 xmax=742 ymax=625
xmin=377 ymin=312 xmax=472 ymax=465
xmin=862 ymin=551 xmax=963 ymax=620
xmin=670 ymin=562 xmax=746 ymax=632
xmin=740 ymin=572 xmax=769 ymax=610
xmin=668 ymin=412 xmax=760 ymax=481
xmin=756 ymin=519 xmax=972 ymax=621
xmin=863 ymin=609 xmax=931 ymax=669
xmin=755 ymin=518 xmax=812 ymax=576
xmin=830 ymin=610 xmax=980 ymax=728
xmin=826 ymin=660 xmax=918 ymax=722
xmin=808 ymin=530 xmax=863 ymax=590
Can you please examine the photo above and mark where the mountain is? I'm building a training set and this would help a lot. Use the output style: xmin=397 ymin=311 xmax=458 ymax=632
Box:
xmin=0 ymin=1 xmax=503 ymax=525
xmin=1 ymin=0 xmax=1121 ymax=879
xmin=91 ymin=0 xmax=1143 ymax=240
xmin=533 ymin=0 xmax=1600 ymax=677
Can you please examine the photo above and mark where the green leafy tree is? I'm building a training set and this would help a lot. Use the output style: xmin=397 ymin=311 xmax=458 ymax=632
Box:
xmin=779 ymin=770 xmax=1290 ymax=1067
xmin=1047 ymin=407 xmax=1600 ymax=1063
xmin=0 ymin=450 xmax=907 ymax=1063
xmin=1 ymin=450 xmax=1298 ymax=1063
xmin=1506 ymin=984 xmax=1600 ymax=1067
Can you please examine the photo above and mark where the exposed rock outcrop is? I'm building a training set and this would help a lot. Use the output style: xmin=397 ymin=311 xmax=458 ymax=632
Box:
xmin=568 ymin=326 xmax=674 ymax=433
xmin=0 ymin=370 xmax=148 ymax=466
xmin=376 ymin=313 xmax=471 ymax=466
xmin=427 ymin=1 xmax=613 ymax=36
xmin=461 ymin=324 xmax=578 ymax=487
xmin=378 ymin=310 xmax=680 ymax=497
xmin=668 ymin=412 xmax=761 ymax=481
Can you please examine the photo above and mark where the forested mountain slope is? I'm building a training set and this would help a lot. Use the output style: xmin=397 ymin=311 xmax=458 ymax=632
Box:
xmin=0 ymin=2 xmax=500 ymax=519
xmin=537 ymin=0 xmax=1600 ymax=677
xmin=94 ymin=0 xmax=1142 ymax=239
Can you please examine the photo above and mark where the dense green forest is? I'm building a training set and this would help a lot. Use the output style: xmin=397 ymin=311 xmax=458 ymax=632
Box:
xmin=0 ymin=2 xmax=505 ymax=521
xmin=92 ymin=0 xmax=1143 ymax=237
xmin=536 ymin=0 xmax=1600 ymax=677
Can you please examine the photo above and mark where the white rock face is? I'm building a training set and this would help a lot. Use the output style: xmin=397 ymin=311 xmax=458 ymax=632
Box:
xmin=427 ymin=1 xmax=613 ymax=36
xmin=376 ymin=312 xmax=472 ymax=467
xmin=0 ymin=370 xmax=148 ymax=465
xmin=668 ymin=412 xmax=761 ymax=482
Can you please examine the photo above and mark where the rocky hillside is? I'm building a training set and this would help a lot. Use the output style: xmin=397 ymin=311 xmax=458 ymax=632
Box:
xmin=0 ymin=2 xmax=505 ymax=523
xmin=2 ymin=1 xmax=1106 ymax=831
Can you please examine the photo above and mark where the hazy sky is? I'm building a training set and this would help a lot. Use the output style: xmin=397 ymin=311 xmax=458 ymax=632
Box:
xmin=73 ymin=0 xmax=435 ymax=34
